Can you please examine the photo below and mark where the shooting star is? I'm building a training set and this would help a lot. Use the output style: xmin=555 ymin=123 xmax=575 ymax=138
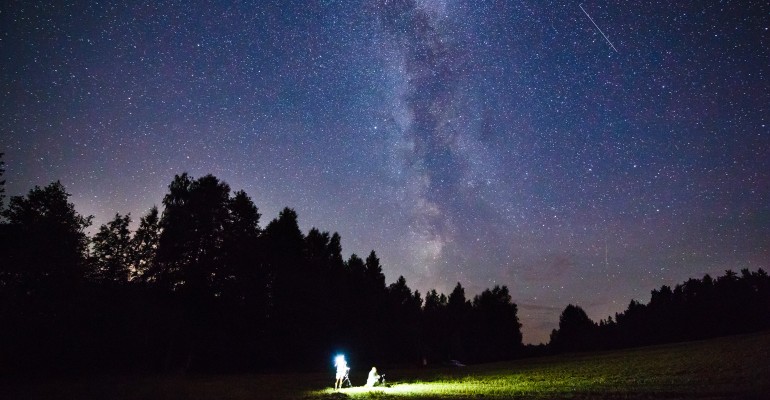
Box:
xmin=579 ymin=4 xmax=618 ymax=53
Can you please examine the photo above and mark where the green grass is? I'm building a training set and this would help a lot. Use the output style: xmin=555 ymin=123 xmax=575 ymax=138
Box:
xmin=313 ymin=332 xmax=770 ymax=399
xmin=3 ymin=332 xmax=769 ymax=399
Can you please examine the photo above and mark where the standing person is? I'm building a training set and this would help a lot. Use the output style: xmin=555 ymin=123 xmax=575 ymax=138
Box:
xmin=366 ymin=366 xmax=380 ymax=387
xmin=334 ymin=355 xmax=349 ymax=389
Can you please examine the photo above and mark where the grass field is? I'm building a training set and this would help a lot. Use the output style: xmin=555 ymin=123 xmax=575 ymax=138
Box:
xmin=3 ymin=331 xmax=769 ymax=399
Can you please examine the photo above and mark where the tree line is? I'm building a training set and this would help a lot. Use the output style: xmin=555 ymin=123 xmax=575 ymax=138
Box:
xmin=0 ymin=169 xmax=522 ymax=374
xmin=1 ymin=157 xmax=768 ymax=374
xmin=548 ymin=268 xmax=770 ymax=354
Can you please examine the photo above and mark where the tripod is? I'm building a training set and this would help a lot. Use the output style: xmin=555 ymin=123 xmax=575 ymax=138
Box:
xmin=341 ymin=368 xmax=352 ymax=388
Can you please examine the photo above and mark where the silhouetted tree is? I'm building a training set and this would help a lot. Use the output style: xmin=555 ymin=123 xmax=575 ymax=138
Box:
xmin=90 ymin=213 xmax=132 ymax=284
xmin=596 ymin=315 xmax=620 ymax=350
xmin=469 ymin=285 xmax=523 ymax=361
xmin=153 ymin=174 xmax=241 ymax=371
xmin=613 ymin=299 xmax=648 ymax=347
xmin=0 ymin=152 xmax=5 ymax=211
xmin=447 ymin=282 xmax=471 ymax=360
xmin=742 ymin=269 xmax=770 ymax=331
xmin=219 ymin=190 xmax=261 ymax=298
xmin=320 ymin=231 xmax=349 ymax=361
xmin=647 ymin=285 xmax=677 ymax=342
xmin=204 ymin=190 xmax=264 ymax=370
xmin=383 ymin=276 xmax=423 ymax=364
xmin=156 ymin=173 xmax=232 ymax=293
xmin=1 ymin=181 xmax=92 ymax=289
xmin=364 ymin=251 xmax=386 ymax=290
xmin=422 ymin=289 xmax=449 ymax=363
xmin=84 ymin=212 xmax=149 ymax=372
xmin=303 ymin=228 xmax=338 ymax=363
xmin=0 ymin=181 xmax=92 ymax=373
xmin=131 ymin=206 xmax=160 ymax=281
xmin=328 ymin=250 xmax=389 ymax=364
xmin=549 ymin=304 xmax=597 ymax=352
xmin=263 ymin=207 xmax=313 ymax=366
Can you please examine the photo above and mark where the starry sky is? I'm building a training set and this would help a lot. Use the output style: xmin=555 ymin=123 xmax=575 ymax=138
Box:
xmin=2 ymin=0 xmax=769 ymax=344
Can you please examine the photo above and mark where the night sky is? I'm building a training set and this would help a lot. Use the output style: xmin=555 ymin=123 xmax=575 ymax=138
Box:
xmin=2 ymin=1 xmax=769 ymax=344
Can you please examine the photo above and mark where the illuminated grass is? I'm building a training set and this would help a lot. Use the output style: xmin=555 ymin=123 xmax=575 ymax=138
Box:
xmin=308 ymin=332 xmax=770 ymax=399
xmin=2 ymin=332 xmax=768 ymax=399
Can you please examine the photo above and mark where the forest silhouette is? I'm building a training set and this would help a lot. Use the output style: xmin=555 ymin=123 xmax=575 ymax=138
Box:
xmin=1 ymin=162 xmax=769 ymax=374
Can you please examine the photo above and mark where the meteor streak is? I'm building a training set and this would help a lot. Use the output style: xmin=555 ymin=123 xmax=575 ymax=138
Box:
xmin=579 ymin=4 xmax=618 ymax=53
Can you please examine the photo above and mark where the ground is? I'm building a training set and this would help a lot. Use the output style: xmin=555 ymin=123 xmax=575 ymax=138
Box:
xmin=2 ymin=331 xmax=768 ymax=399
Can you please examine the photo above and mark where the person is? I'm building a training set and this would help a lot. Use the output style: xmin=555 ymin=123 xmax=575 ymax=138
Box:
xmin=334 ymin=355 xmax=349 ymax=389
xmin=365 ymin=366 xmax=380 ymax=388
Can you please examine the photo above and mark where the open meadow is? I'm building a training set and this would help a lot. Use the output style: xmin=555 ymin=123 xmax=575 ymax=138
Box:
xmin=3 ymin=331 xmax=769 ymax=400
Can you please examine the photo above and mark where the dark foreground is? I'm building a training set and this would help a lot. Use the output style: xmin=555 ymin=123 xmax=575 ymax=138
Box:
xmin=3 ymin=331 xmax=769 ymax=399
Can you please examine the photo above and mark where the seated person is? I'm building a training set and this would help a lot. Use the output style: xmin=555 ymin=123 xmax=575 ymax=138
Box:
xmin=365 ymin=366 xmax=380 ymax=387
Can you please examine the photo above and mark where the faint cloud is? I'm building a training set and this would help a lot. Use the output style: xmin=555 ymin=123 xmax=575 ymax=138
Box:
xmin=513 ymin=252 xmax=577 ymax=283
xmin=517 ymin=302 xmax=562 ymax=312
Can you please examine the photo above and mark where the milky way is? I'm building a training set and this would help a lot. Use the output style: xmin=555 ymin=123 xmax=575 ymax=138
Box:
xmin=2 ymin=0 xmax=769 ymax=343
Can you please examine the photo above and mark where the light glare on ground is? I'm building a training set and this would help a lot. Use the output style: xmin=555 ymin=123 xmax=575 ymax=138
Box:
xmin=314 ymin=378 xmax=529 ymax=397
